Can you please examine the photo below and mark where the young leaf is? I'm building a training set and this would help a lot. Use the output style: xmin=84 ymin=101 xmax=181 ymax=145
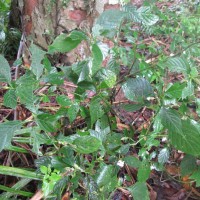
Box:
xmin=3 ymin=89 xmax=17 ymax=109
xmin=92 ymin=43 xmax=103 ymax=75
xmin=56 ymin=95 xmax=71 ymax=107
xmin=128 ymin=182 xmax=150 ymax=200
xmin=73 ymin=136 xmax=101 ymax=154
xmin=165 ymin=82 xmax=186 ymax=99
xmin=98 ymin=69 xmax=116 ymax=89
xmin=0 ymin=121 xmax=22 ymax=152
xmin=124 ymin=156 xmax=141 ymax=168
xmin=0 ymin=54 xmax=11 ymax=84
xmin=190 ymin=167 xmax=200 ymax=187
xmin=68 ymin=103 xmax=79 ymax=123
xmin=30 ymin=44 xmax=46 ymax=79
xmin=158 ymin=148 xmax=170 ymax=164
xmin=137 ymin=162 xmax=151 ymax=182
xmin=122 ymin=78 xmax=153 ymax=102
xmin=182 ymin=80 xmax=194 ymax=99
xmin=90 ymin=96 xmax=105 ymax=125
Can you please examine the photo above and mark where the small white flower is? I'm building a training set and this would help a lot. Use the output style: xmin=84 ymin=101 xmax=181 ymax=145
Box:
xmin=117 ymin=160 xmax=125 ymax=168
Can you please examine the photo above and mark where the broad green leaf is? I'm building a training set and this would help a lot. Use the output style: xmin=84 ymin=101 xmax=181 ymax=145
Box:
xmin=56 ymin=95 xmax=71 ymax=107
xmin=0 ymin=54 xmax=11 ymax=84
xmin=30 ymin=44 xmax=46 ymax=79
xmin=170 ymin=120 xmax=200 ymax=156
xmin=137 ymin=162 xmax=151 ymax=182
xmin=122 ymin=78 xmax=153 ymax=102
xmin=120 ymin=103 xmax=144 ymax=112
xmin=180 ymin=155 xmax=197 ymax=176
xmin=128 ymin=182 xmax=150 ymax=200
xmin=77 ymin=64 xmax=91 ymax=83
xmin=182 ymin=80 xmax=194 ymax=99
xmin=96 ymin=10 xmax=125 ymax=30
xmin=68 ymin=103 xmax=79 ymax=123
xmin=92 ymin=44 xmax=103 ymax=75
xmin=96 ymin=165 xmax=115 ymax=187
xmin=159 ymin=107 xmax=182 ymax=134
xmin=69 ymin=31 xmax=87 ymax=41
xmin=124 ymin=156 xmax=141 ymax=168
xmin=43 ymin=72 xmax=64 ymax=85
xmin=190 ymin=167 xmax=200 ymax=187
xmin=48 ymin=33 xmax=83 ymax=54
xmin=165 ymin=82 xmax=186 ymax=99
xmin=158 ymin=148 xmax=169 ymax=164
xmin=3 ymin=89 xmax=17 ymax=109
xmin=165 ymin=57 xmax=189 ymax=74
xmin=36 ymin=114 xmax=57 ymax=132
xmin=73 ymin=136 xmax=101 ymax=154
xmin=98 ymin=69 xmax=116 ymax=89
xmin=88 ymin=177 xmax=100 ymax=200
xmin=0 ymin=121 xmax=22 ymax=152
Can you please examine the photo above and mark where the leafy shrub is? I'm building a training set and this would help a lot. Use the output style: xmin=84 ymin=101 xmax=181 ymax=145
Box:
xmin=0 ymin=1 xmax=200 ymax=199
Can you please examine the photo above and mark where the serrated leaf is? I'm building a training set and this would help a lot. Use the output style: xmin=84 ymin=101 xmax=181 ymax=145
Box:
xmin=0 ymin=121 xmax=22 ymax=152
xmin=180 ymin=155 xmax=197 ymax=176
xmin=98 ymin=69 xmax=116 ymax=89
xmin=56 ymin=95 xmax=71 ymax=107
xmin=182 ymin=81 xmax=194 ymax=99
xmin=36 ymin=114 xmax=57 ymax=132
xmin=92 ymin=44 xmax=103 ymax=75
xmin=122 ymin=78 xmax=153 ymax=102
xmin=190 ymin=167 xmax=200 ymax=187
xmin=165 ymin=57 xmax=189 ymax=74
xmin=90 ymin=97 xmax=105 ymax=125
xmin=137 ymin=162 xmax=151 ymax=182
xmin=3 ymin=89 xmax=17 ymax=109
xmin=128 ymin=182 xmax=150 ymax=200
xmin=73 ymin=136 xmax=101 ymax=154
xmin=158 ymin=148 xmax=169 ymax=164
xmin=165 ymin=82 xmax=186 ymax=99
xmin=0 ymin=54 xmax=11 ymax=84
xmin=96 ymin=165 xmax=115 ymax=187
xmin=30 ymin=44 xmax=46 ymax=79
xmin=124 ymin=156 xmax=141 ymax=168
xmin=96 ymin=10 xmax=125 ymax=30
xmin=159 ymin=107 xmax=182 ymax=134
xmin=170 ymin=120 xmax=200 ymax=156
xmin=68 ymin=103 xmax=79 ymax=123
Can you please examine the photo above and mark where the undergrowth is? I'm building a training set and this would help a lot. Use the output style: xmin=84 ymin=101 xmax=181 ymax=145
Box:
xmin=0 ymin=1 xmax=200 ymax=199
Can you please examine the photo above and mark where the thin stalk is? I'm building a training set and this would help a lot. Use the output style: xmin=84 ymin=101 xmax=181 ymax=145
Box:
xmin=0 ymin=166 xmax=43 ymax=180
xmin=0 ymin=185 xmax=33 ymax=198
xmin=0 ymin=178 xmax=31 ymax=199
xmin=5 ymin=145 xmax=28 ymax=153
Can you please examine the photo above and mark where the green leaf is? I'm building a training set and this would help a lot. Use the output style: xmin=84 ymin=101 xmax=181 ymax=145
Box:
xmin=159 ymin=107 xmax=182 ymax=134
xmin=170 ymin=120 xmax=200 ymax=156
xmin=98 ymin=69 xmax=116 ymax=89
xmin=165 ymin=82 xmax=186 ymax=99
xmin=36 ymin=114 xmax=57 ymax=132
xmin=158 ymin=148 xmax=170 ymax=164
xmin=69 ymin=30 xmax=87 ymax=41
xmin=0 ymin=54 xmax=11 ymax=84
xmin=68 ymin=103 xmax=79 ymax=123
xmin=124 ymin=156 xmax=141 ymax=168
xmin=44 ymin=72 xmax=64 ymax=85
xmin=180 ymin=155 xmax=197 ymax=176
xmin=120 ymin=103 xmax=144 ymax=112
xmin=73 ymin=136 xmax=101 ymax=154
xmin=30 ymin=44 xmax=46 ymax=79
xmin=92 ymin=44 xmax=103 ymax=75
xmin=190 ymin=167 xmax=200 ymax=187
xmin=56 ymin=95 xmax=71 ymax=107
xmin=137 ymin=162 xmax=151 ymax=182
xmin=128 ymin=182 xmax=150 ymax=200
xmin=0 ymin=121 xmax=22 ymax=152
xmin=90 ymin=96 xmax=105 ymax=125
xmin=48 ymin=33 xmax=83 ymax=54
xmin=165 ymin=57 xmax=189 ymax=74
xmin=3 ymin=89 xmax=17 ymax=109
xmin=182 ymin=80 xmax=194 ymax=99
xmin=96 ymin=10 xmax=125 ymax=30
xmin=96 ymin=165 xmax=115 ymax=187
xmin=122 ymin=78 xmax=153 ymax=102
